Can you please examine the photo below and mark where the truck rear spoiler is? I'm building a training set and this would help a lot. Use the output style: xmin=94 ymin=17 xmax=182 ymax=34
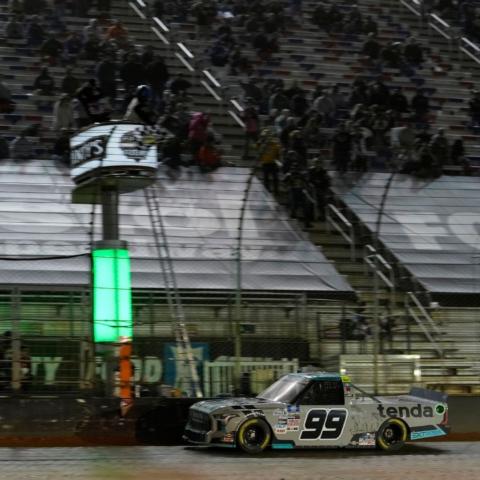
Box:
xmin=409 ymin=387 xmax=448 ymax=403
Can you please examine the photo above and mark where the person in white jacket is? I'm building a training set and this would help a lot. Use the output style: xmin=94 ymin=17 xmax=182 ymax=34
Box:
xmin=52 ymin=93 xmax=74 ymax=131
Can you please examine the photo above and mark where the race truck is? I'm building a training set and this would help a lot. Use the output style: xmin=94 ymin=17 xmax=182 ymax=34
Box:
xmin=184 ymin=372 xmax=449 ymax=453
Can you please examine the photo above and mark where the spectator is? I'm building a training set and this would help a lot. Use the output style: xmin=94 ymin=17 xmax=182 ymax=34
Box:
xmin=390 ymin=122 xmax=416 ymax=162
xmin=362 ymin=32 xmax=381 ymax=61
xmin=53 ymin=0 xmax=68 ymax=16
xmin=26 ymin=15 xmax=45 ymax=47
xmin=33 ymin=67 xmax=55 ymax=95
xmin=106 ymin=20 xmax=128 ymax=47
xmin=0 ymin=136 xmax=10 ymax=159
xmin=209 ymin=40 xmax=230 ymax=67
xmin=269 ymin=86 xmax=289 ymax=113
xmin=303 ymin=113 xmax=327 ymax=148
xmin=145 ymin=56 xmax=170 ymax=103
xmin=411 ymin=88 xmax=430 ymax=122
xmin=450 ymin=138 xmax=465 ymax=165
xmin=40 ymin=33 xmax=64 ymax=65
xmin=152 ymin=0 xmax=164 ymax=18
xmin=308 ymin=159 xmax=331 ymax=220
xmin=82 ymin=33 xmax=101 ymax=61
xmin=5 ymin=16 xmax=24 ymax=40
xmin=283 ymin=162 xmax=313 ymax=229
xmin=96 ymin=55 xmax=117 ymax=102
xmin=280 ymin=117 xmax=297 ymax=148
xmin=10 ymin=129 xmax=34 ymax=160
xmin=23 ymin=0 xmax=46 ymax=15
xmin=313 ymin=91 xmax=336 ymax=126
xmin=389 ymin=87 xmax=409 ymax=115
xmin=363 ymin=16 xmax=378 ymax=36
xmin=380 ymin=41 xmax=403 ymax=68
xmin=332 ymin=123 xmax=352 ymax=173
xmin=188 ymin=112 xmax=210 ymax=162
xmin=350 ymin=307 xmax=371 ymax=344
xmin=198 ymin=136 xmax=222 ymax=172
xmin=241 ymin=78 xmax=264 ymax=107
xmin=61 ymin=67 xmax=81 ymax=96
xmin=83 ymin=19 xmax=101 ymax=42
xmin=8 ymin=0 xmax=23 ymax=15
xmin=76 ymin=79 xmax=104 ymax=123
xmin=97 ymin=0 xmax=111 ymax=14
xmin=124 ymin=84 xmax=157 ymax=125
xmin=242 ymin=105 xmax=260 ymax=160
xmin=229 ymin=47 xmax=252 ymax=76
xmin=70 ymin=0 xmax=91 ymax=16
xmin=52 ymin=93 xmax=74 ymax=131
xmin=379 ymin=307 xmax=395 ymax=352
xmin=429 ymin=128 xmax=449 ymax=167
xmin=64 ymin=31 xmax=83 ymax=61
xmin=140 ymin=45 xmax=155 ymax=66
xmin=120 ymin=54 xmax=146 ymax=96
xmin=162 ymin=135 xmax=183 ymax=170
xmin=169 ymin=74 xmax=192 ymax=96
xmin=0 ymin=79 xmax=15 ymax=114
xmin=257 ymin=128 xmax=281 ymax=195
xmin=288 ymin=129 xmax=308 ymax=166
xmin=469 ymin=89 xmax=480 ymax=126
xmin=368 ymin=79 xmax=390 ymax=109
xmin=52 ymin=128 xmax=71 ymax=165
xmin=404 ymin=36 xmax=423 ymax=65
xmin=290 ymin=91 xmax=309 ymax=117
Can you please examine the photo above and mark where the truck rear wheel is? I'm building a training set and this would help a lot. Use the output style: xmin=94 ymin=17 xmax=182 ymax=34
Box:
xmin=376 ymin=418 xmax=408 ymax=452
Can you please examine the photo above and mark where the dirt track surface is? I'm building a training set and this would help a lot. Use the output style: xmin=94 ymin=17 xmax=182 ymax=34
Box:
xmin=0 ymin=443 xmax=478 ymax=480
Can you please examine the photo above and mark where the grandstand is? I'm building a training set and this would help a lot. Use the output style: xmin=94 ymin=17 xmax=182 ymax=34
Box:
xmin=0 ymin=0 xmax=479 ymax=396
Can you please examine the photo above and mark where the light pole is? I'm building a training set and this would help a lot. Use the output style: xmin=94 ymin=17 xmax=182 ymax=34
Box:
xmin=372 ymin=170 xmax=396 ymax=395
xmin=234 ymin=168 xmax=257 ymax=392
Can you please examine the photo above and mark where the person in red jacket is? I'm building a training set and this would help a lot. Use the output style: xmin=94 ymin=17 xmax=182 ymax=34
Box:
xmin=188 ymin=112 xmax=210 ymax=163
xmin=198 ymin=136 xmax=222 ymax=172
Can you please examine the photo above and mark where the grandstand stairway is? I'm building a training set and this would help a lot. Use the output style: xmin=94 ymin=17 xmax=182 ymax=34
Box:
xmin=308 ymin=204 xmax=480 ymax=393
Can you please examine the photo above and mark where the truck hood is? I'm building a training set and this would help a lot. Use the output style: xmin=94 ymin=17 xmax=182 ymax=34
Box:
xmin=191 ymin=397 xmax=285 ymax=413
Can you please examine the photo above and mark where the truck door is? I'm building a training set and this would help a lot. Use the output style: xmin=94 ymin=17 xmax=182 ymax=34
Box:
xmin=294 ymin=379 xmax=351 ymax=447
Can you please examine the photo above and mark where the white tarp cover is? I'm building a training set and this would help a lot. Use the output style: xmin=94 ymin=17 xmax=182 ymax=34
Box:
xmin=332 ymin=172 xmax=480 ymax=295
xmin=0 ymin=160 xmax=352 ymax=295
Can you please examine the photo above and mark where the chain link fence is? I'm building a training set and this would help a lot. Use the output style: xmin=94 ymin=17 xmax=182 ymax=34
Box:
xmin=1 ymin=287 xmax=477 ymax=396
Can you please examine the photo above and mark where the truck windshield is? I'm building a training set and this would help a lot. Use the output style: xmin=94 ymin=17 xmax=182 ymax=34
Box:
xmin=257 ymin=376 xmax=308 ymax=403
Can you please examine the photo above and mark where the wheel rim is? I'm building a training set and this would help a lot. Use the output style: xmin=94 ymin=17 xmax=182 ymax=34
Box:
xmin=383 ymin=424 xmax=404 ymax=446
xmin=243 ymin=425 xmax=266 ymax=448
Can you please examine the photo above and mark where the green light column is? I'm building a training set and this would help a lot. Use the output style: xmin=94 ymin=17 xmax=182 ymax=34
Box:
xmin=92 ymin=248 xmax=133 ymax=343
xmin=91 ymin=186 xmax=132 ymax=397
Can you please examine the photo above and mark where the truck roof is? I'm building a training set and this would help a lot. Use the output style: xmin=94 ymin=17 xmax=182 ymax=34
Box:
xmin=288 ymin=371 xmax=345 ymax=382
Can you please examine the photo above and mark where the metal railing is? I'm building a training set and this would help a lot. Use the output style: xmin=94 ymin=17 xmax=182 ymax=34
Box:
xmin=405 ymin=291 xmax=444 ymax=357
xmin=325 ymin=203 xmax=356 ymax=261
xmin=400 ymin=0 xmax=480 ymax=63
xmin=126 ymin=0 xmax=246 ymax=135
xmin=363 ymin=244 xmax=396 ymax=306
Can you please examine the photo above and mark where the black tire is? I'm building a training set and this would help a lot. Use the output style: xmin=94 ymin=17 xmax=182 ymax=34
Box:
xmin=376 ymin=418 xmax=408 ymax=452
xmin=236 ymin=417 xmax=271 ymax=454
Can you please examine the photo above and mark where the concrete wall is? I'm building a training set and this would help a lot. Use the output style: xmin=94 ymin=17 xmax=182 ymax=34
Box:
xmin=0 ymin=395 xmax=478 ymax=446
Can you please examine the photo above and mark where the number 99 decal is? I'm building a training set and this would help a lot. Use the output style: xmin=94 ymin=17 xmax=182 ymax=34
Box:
xmin=299 ymin=409 xmax=348 ymax=440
